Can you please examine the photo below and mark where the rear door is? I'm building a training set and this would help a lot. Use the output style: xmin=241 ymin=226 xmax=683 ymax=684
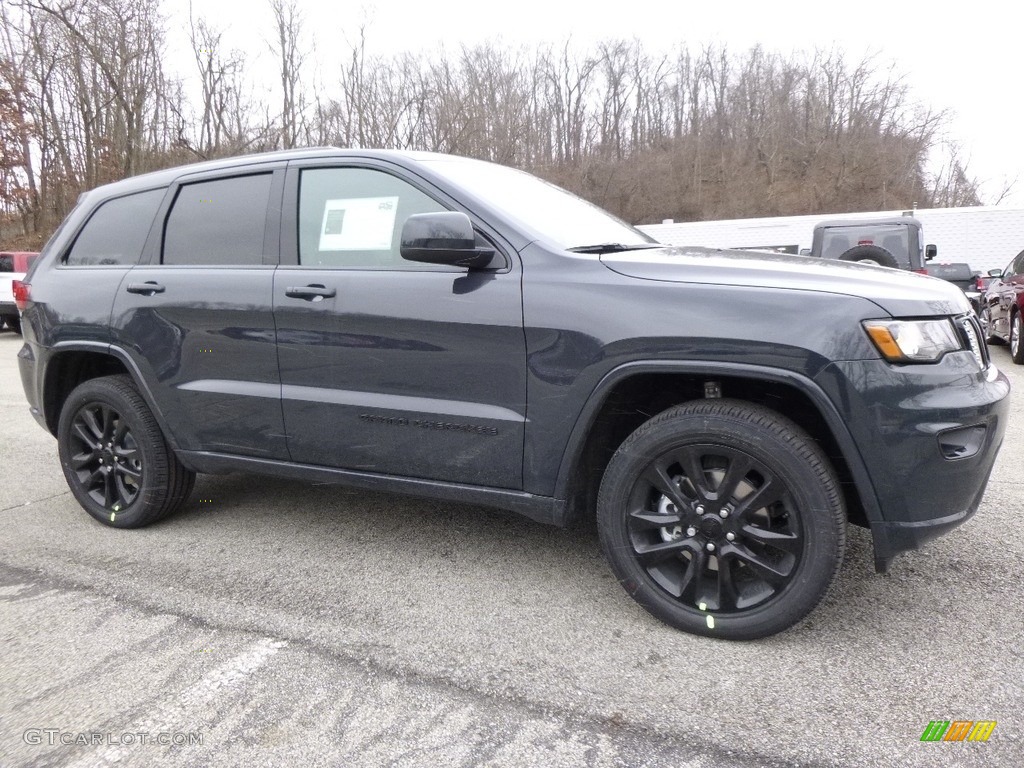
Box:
xmin=111 ymin=166 xmax=288 ymax=459
xmin=273 ymin=160 xmax=527 ymax=489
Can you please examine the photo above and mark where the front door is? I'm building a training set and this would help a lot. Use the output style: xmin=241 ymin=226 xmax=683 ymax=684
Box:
xmin=273 ymin=163 xmax=527 ymax=489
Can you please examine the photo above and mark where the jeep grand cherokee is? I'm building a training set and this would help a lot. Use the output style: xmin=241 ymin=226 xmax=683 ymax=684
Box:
xmin=15 ymin=149 xmax=1009 ymax=639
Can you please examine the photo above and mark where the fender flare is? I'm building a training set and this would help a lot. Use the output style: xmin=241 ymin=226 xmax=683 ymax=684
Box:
xmin=552 ymin=359 xmax=883 ymax=526
xmin=43 ymin=340 xmax=183 ymax=453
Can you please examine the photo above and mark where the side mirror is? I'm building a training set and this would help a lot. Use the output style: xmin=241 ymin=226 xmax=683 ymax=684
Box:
xmin=400 ymin=211 xmax=496 ymax=269
xmin=799 ymin=248 xmax=811 ymax=256
xmin=988 ymin=268 xmax=1003 ymax=278
xmin=925 ymin=244 xmax=937 ymax=261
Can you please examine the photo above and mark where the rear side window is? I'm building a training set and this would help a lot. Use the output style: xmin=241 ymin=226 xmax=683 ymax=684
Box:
xmin=65 ymin=189 xmax=165 ymax=266
xmin=0 ymin=254 xmax=11 ymax=272
xmin=163 ymin=174 xmax=272 ymax=266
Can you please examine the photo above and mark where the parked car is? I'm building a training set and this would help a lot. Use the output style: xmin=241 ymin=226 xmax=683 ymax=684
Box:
xmin=0 ymin=251 xmax=39 ymax=333
xmin=925 ymin=262 xmax=983 ymax=314
xmin=980 ymin=248 xmax=1024 ymax=363
xmin=15 ymin=149 xmax=1009 ymax=640
xmin=809 ymin=216 xmax=935 ymax=271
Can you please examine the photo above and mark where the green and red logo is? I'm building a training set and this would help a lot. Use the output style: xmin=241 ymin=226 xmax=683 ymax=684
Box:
xmin=920 ymin=720 xmax=996 ymax=742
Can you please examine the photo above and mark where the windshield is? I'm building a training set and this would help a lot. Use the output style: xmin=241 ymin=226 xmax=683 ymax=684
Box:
xmin=420 ymin=157 xmax=655 ymax=251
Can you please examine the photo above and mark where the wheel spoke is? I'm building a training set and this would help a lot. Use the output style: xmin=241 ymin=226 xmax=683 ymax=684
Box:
xmin=730 ymin=544 xmax=792 ymax=587
xmin=100 ymin=406 xmax=115 ymax=442
xmin=634 ymin=538 xmax=692 ymax=567
xmin=628 ymin=509 xmax=683 ymax=531
xmin=716 ymin=454 xmax=754 ymax=502
xmin=642 ymin=462 xmax=689 ymax=510
xmin=79 ymin=409 xmax=105 ymax=444
xmin=103 ymin=471 xmax=115 ymax=508
xmin=115 ymin=446 xmax=139 ymax=462
xmin=70 ymin=450 xmax=96 ymax=470
xmin=113 ymin=419 xmax=129 ymax=446
xmin=114 ymin=462 xmax=142 ymax=480
xmin=741 ymin=524 xmax=801 ymax=554
xmin=678 ymin=547 xmax=708 ymax=603
xmin=675 ymin=446 xmax=711 ymax=500
xmin=716 ymin=556 xmax=740 ymax=610
xmin=114 ymin=475 xmax=136 ymax=507
xmin=733 ymin=475 xmax=784 ymax=518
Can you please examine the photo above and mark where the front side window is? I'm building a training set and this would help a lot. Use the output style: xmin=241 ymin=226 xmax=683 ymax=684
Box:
xmin=65 ymin=189 xmax=165 ymax=266
xmin=298 ymin=167 xmax=449 ymax=269
xmin=163 ymin=174 xmax=272 ymax=266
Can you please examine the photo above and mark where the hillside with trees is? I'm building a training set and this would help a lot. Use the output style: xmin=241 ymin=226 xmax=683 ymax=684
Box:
xmin=0 ymin=0 xmax=984 ymax=249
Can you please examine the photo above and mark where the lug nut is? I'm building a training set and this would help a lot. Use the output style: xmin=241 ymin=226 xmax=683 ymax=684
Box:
xmin=686 ymin=527 xmax=697 ymax=537
xmin=719 ymin=509 xmax=729 ymax=519
xmin=726 ymin=532 xmax=736 ymax=542
xmin=706 ymin=542 xmax=716 ymax=552
xmin=695 ymin=505 xmax=705 ymax=515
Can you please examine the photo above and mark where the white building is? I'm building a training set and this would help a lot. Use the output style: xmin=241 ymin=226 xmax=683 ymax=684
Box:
xmin=638 ymin=206 xmax=1024 ymax=274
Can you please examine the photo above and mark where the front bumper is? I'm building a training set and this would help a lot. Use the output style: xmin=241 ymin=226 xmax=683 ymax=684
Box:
xmin=815 ymin=351 xmax=1009 ymax=571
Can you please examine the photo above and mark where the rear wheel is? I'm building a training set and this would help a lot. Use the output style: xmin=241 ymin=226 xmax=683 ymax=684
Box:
xmin=597 ymin=399 xmax=845 ymax=640
xmin=57 ymin=375 xmax=195 ymax=527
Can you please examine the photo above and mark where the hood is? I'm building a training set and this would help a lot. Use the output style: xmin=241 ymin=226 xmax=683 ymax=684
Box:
xmin=601 ymin=246 xmax=972 ymax=317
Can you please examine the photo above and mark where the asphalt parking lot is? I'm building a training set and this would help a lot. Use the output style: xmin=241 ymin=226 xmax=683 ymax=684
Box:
xmin=1 ymin=329 xmax=1022 ymax=767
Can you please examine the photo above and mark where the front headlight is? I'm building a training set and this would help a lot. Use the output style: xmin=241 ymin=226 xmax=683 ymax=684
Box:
xmin=863 ymin=319 xmax=961 ymax=363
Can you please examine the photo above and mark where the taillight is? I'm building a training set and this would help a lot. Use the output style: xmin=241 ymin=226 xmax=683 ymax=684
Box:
xmin=12 ymin=280 xmax=30 ymax=311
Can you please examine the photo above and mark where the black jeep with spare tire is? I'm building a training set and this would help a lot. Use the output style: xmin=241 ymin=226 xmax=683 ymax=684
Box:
xmin=810 ymin=215 xmax=935 ymax=272
xmin=14 ymin=148 xmax=1010 ymax=640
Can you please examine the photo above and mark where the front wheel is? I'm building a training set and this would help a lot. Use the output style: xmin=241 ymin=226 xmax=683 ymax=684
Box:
xmin=57 ymin=375 xmax=196 ymax=527
xmin=1011 ymin=312 xmax=1024 ymax=364
xmin=597 ymin=399 xmax=845 ymax=640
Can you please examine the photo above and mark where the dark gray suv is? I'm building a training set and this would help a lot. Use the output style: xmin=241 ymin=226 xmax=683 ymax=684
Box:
xmin=15 ymin=149 xmax=1009 ymax=640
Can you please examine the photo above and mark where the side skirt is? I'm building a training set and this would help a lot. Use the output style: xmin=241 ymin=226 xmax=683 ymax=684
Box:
xmin=178 ymin=450 xmax=564 ymax=526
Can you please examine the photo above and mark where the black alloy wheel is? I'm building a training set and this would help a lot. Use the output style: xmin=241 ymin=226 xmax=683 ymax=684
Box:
xmin=66 ymin=401 xmax=144 ymax=512
xmin=598 ymin=399 xmax=845 ymax=640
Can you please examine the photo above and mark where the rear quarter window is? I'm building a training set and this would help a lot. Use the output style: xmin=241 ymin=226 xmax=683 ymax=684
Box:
xmin=65 ymin=189 xmax=166 ymax=266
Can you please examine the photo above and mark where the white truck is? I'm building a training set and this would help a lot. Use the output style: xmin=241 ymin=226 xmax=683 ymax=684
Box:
xmin=638 ymin=205 xmax=1024 ymax=275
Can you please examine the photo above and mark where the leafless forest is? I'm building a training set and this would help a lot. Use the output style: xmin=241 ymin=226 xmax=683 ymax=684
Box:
xmin=0 ymin=0 xmax=986 ymax=249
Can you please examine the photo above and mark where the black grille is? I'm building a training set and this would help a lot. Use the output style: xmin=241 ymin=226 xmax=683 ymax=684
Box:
xmin=956 ymin=315 xmax=988 ymax=369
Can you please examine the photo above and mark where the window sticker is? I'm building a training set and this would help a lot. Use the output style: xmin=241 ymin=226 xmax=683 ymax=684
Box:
xmin=318 ymin=196 xmax=399 ymax=251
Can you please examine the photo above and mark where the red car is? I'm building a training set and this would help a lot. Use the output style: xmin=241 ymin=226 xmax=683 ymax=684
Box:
xmin=981 ymin=248 xmax=1024 ymax=363
xmin=0 ymin=251 xmax=39 ymax=334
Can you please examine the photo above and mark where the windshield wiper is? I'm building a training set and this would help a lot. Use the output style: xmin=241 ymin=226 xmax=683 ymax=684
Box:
xmin=567 ymin=242 xmax=663 ymax=254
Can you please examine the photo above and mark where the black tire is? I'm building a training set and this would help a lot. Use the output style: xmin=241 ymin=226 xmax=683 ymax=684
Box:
xmin=597 ymin=399 xmax=845 ymax=640
xmin=57 ymin=374 xmax=196 ymax=528
xmin=837 ymin=245 xmax=899 ymax=269
xmin=1011 ymin=311 xmax=1024 ymax=365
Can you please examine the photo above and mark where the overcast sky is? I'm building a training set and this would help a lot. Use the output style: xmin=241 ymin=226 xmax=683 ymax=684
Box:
xmin=164 ymin=0 xmax=1022 ymax=207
